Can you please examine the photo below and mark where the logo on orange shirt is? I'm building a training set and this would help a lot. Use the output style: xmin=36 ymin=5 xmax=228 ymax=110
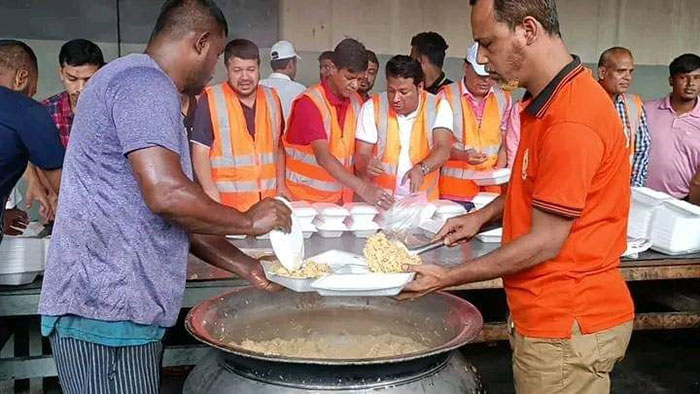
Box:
xmin=522 ymin=148 xmax=529 ymax=180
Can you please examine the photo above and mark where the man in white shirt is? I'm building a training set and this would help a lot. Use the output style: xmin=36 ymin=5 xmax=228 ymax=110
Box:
xmin=354 ymin=55 xmax=453 ymax=201
xmin=260 ymin=40 xmax=306 ymax=120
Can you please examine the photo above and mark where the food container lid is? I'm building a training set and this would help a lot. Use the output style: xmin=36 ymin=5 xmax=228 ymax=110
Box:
xmin=345 ymin=218 xmax=380 ymax=231
xmin=663 ymin=199 xmax=700 ymax=217
xmin=433 ymin=200 xmax=467 ymax=215
xmin=312 ymin=202 xmax=350 ymax=217
xmin=313 ymin=217 xmax=349 ymax=231
xmin=343 ymin=202 xmax=379 ymax=215
xmin=290 ymin=201 xmax=318 ymax=217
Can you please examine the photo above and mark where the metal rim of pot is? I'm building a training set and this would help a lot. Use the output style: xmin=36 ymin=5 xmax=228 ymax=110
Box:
xmin=185 ymin=286 xmax=484 ymax=366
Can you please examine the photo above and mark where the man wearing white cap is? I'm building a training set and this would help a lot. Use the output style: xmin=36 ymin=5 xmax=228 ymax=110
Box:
xmin=260 ymin=40 xmax=306 ymax=120
xmin=438 ymin=43 xmax=516 ymax=208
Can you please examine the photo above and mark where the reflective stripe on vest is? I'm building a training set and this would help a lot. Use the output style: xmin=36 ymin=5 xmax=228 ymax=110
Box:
xmin=285 ymin=170 xmax=342 ymax=192
xmin=216 ymin=178 xmax=276 ymax=193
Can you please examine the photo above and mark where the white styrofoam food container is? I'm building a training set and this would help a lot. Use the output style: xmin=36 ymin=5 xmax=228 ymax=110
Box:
xmin=649 ymin=199 xmax=700 ymax=254
xmin=419 ymin=218 xmax=446 ymax=237
xmin=0 ymin=237 xmax=46 ymax=285
xmin=628 ymin=187 xmax=673 ymax=239
xmin=290 ymin=201 xmax=318 ymax=226
xmin=345 ymin=218 xmax=380 ymax=238
xmin=312 ymin=202 xmax=349 ymax=226
xmin=470 ymin=168 xmax=511 ymax=186
xmin=475 ymin=227 xmax=503 ymax=243
xmin=472 ymin=192 xmax=499 ymax=210
xmin=260 ymin=250 xmax=366 ymax=292
xmin=343 ymin=202 xmax=379 ymax=224
xmin=301 ymin=222 xmax=317 ymax=239
xmin=311 ymin=272 xmax=416 ymax=296
xmin=313 ymin=218 xmax=348 ymax=238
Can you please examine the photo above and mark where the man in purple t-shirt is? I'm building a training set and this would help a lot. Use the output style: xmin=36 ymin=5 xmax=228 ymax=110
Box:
xmin=38 ymin=1 xmax=292 ymax=392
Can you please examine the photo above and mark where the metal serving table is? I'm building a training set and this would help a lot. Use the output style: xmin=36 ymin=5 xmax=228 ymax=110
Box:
xmin=1 ymin=235 xmax=699 ymax=390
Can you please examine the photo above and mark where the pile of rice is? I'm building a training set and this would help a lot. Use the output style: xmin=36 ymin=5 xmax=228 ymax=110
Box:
xmin=363 ymin=232 xmax=421 ymax=273
xmin=274 ymin=260 xmax=331 ymax=278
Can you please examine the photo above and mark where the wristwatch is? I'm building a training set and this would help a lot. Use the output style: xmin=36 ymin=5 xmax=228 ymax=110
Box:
xmin=418 ymin=162 xmax=431 ymax=175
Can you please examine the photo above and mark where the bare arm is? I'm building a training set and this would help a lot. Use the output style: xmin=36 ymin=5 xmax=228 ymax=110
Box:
xmin=422 ymin=129 xmax=452 ymax=170
xmin=275 ymin=143 xmax=290 ymax=197
xmin=311 ymin=140 xmax=367 ymax=193
xmin=128 ymin=146 xmax=291 ymax=235
xmin=403 ymin=207 xmax=572 ymax=297
xmin=190 ymin=143 xmax=220 ymax=202
xmin=311 ymin=140 xmax=393 ymax=207
xmin=189 ymin=233 xmax=278 ymax=290
xmin=353 ymin=140 xmax=376 ymax=180
xmin=495 ymin=144 xmax=507 ymax=168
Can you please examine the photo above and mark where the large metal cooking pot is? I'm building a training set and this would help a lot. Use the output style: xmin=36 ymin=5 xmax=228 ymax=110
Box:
xmin=184 ymin=288 xmax=485 ymax=393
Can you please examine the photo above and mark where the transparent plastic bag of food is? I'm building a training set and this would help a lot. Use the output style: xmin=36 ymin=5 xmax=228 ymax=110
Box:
xmin=379 ymin=192 xmax=428 ymax=243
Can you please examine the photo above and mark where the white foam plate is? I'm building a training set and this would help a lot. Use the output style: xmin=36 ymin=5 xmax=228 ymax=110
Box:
xmin=311 ymin=272 xmax=416 ymax=296
xmin=260 ymin=260 xmax=318 ymax=292
xmin=269 ymin=198 xmax=304 ymax=271
xmin=475 ymin=227 xmax=503 ymax=243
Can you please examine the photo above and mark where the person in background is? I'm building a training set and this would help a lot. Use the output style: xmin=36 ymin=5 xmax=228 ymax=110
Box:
xmin=191 ymin=39 xmax=287 ymax=211
xmin=38 ymin=1 xmax=291 ymax=392
xmin=318 ymin=50 xmax=335 ymax=81
xmin=354 ymin=55 xmax=453 ymax=201
xmin=439 ymin=43 xmax=513 ymax=208
xmin=402 ymin=0 xmax=635 ymax=392
xmin=0 ymin=40 xmax=64 ymax=243
xmin=358 ymin=49 xmax=379 ymax=102
xmin=410 ymin=31 xmax=452 ymax=94
xmin=646 ymin=53 xmax=700 ymax=204
xmin=598 ymin=46 xmax=650 ymax=187
xmin=259 ymin=40 xmax=306 ymax=120
xmin=285 ymin=38 xmax=394 ymax=208
xmin=43 ymin=39 xmax=105 ymax=148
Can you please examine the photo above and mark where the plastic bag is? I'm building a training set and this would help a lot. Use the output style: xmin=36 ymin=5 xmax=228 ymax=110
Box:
xmin=379 ymin=192 xmax=428 ymax=242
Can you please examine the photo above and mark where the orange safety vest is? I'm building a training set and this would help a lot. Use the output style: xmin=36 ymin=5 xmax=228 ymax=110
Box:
xmin=371 ymin=90 xmax=440 ymax=201
xmin=620 ymin=93 xmax=643 ymax=165
xmin=284 ymin=84 xmax=362 ymax=203
xmin=439 ymin=82 xmax=509 ymax=201
xmin=206 ymin=83 xmax=282 ymax=211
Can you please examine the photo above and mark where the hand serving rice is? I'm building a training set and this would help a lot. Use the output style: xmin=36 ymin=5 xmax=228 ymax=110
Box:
xmin=273 ymin=260 xmax=331 ymax=278
xmin=363 ymin=233 xmax=422 ymax=273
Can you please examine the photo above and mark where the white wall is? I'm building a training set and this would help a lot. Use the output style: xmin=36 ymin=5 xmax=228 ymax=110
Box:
xmin=280 ymin=0 xmax=700 ymax=66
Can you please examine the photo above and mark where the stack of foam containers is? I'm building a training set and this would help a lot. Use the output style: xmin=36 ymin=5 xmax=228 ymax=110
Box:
xmin=418 ymin=200 xmax=467 ymax=237
xmin=472 ymin=192 xmax=500 ymax=211
xmin=649 ymin=199 xmax=700 ymax=255
xmin=312 ymin=203 xmax=349 ymax=238
xmin=343 ymin=203 xmax=380 ymax=238
xmin=290 ymin=201 xmax=318 ymax=239
xmin=0 ymin=237 xmax=46 ymax=285
xmin=627 ymin=187 xmax=672 ymax=239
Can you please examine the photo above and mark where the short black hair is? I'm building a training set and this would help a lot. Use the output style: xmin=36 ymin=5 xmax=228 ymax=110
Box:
xmin=386 ymin=55 xmax=424 ymax=85
xmin=271 ymin=57 xmax=293 ymax=71
xmin=333 ymin=38 xmax=368 ymax=73
xmin=367 ymin=50 xmax=379 ymax=65
xmin=669 ymin=53 xmax=700 ymax=77
xmin=410 ymin=32 xmax=448 ymax=68
xmin=469 ymin=0 xmax=561 ymax=37
xmin=59 ymin=39 xmax=105 ymax=68
xmin=224 ymin=39 xmax=260 ymax=66
xmin=318 ymin=51 xmax=335 ymax=63
xmin=597 ymin=47 xmax=633 ymax=69
xmin=0 ymin=39 xmax=37 ymax=74
xmin=149 ymin=0 xmax=228 ymax=43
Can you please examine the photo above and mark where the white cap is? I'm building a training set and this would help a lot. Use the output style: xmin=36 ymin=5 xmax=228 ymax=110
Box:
xmin=270 ymin=40 xmax=300 ymax=61
xmin=466 ymin=43 xmax=488 ymax=77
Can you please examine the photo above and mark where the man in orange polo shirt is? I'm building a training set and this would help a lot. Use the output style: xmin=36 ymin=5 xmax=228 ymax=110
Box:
xmin=401 ymin=0 xmax=634 ymax=393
